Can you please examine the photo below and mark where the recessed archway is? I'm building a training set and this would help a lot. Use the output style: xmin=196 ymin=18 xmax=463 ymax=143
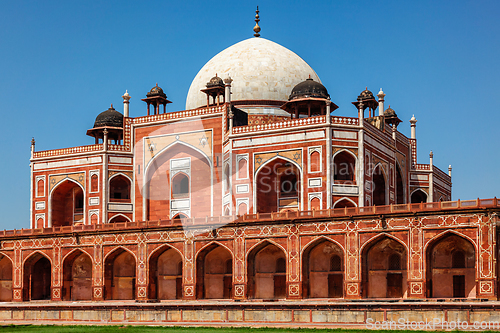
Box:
xmin=149 ymin=246 xmax=183 ymax=300
xmin=426 ymin=233 xmax=475 ymax=298
xmin=104 ymin=248 xmax=136 ymax=300
xmin=302 ymin=238 xmax=344 ymax=298
xmin=333 ymin=150 xmax=356 ymax=184
xmin=23 ymin=253 xmax=51 ymax=301
xmin=411 ymin=189 xmax=427 ymax=203
xmin=196 ymin=243 xmax=232 ymax=299
xmin=362 ymin=236 xmax=407 ymax=298
xmin=247 ymin=241 xmax=286 ymax=299
xmin=109 ymin=174 xmax=131 ymax=202
xmin=256 ymin=158 xmax=301 ymax=213
xmin=372 ymin=165 xmax=387 ymax=206
xmin=62 ymin=250 xmax=92 ymax=301
xmin=0 ymin=254 xmax=12 ymax=301
xmin=50 ymin=179 xmax=84 ymax=227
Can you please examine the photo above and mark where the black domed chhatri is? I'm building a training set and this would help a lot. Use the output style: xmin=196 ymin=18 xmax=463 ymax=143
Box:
xmin=357 ymin=87 xmax=375 ymax=102
xmin=146 ymin=83 xmax=167 ymax=99
xmin=289 ymin=78 xmax=329 ymax=100
xmin=206 ymin=75 xmax=224 ymax=88
xmin=93 ymin=105 xmax=123 ymax=128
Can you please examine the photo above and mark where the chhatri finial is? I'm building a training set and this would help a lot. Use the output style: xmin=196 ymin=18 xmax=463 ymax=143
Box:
xmin=253 ymin=6 xmax=261 ymax=37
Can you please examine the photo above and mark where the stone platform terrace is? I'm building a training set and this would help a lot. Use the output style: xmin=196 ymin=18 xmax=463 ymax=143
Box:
xmin=1 ymin=300 xmax=500 ymax=329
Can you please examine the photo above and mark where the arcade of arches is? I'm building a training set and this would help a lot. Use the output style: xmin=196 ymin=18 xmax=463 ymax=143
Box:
xmin=5 ymin=212 xmax=495 ymax=302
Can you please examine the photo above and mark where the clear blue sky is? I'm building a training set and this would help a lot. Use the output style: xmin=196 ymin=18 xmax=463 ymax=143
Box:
xmin=0 ymin=0 xmax=498 ymax=230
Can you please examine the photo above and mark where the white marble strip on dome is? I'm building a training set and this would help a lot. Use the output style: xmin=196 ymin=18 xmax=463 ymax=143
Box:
xmin=186 ymin=37 xmax=321 ymax=110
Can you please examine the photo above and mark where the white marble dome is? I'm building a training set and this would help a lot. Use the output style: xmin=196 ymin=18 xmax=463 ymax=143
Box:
xmin=185 ymin=37 xmax=321 ymax=110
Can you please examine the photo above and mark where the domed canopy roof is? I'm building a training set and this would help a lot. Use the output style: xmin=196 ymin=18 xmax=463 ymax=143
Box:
xmin=147 ymin=83 xmax=167 ymax=98
xmin=186 ymin=37 xmax=321 ymax=110
xmin=289 ymin=77 xmax=329 ymax=100
xmin=357 ymin=87 xmax=375 ymax=102
xmin=93 ymin=105 xmax=123 ymax=128
xmin=206 ymin=75 xmax=224 ymax=88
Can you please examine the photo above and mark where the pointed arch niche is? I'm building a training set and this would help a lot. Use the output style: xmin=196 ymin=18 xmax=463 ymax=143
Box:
xmin=426 ymin=233 xmax=475 ymax=298
xmin=196 ymin=243 xmax=232 ymax=299
xmin=247 ymin=241 xmax=286 ymax=299
xmin=62 ymin=250 xmax=92 ymax=301
xmin=362 ymin=236 xmax=407 ymax=298
xmin=104 ymin=248 xmax=136 ymax=300
xmin=149 ymin=246 xmax=183 ymax=300
xmin=302 ymin=239 xmax=344 ymax=298
xmin=50 ymin=179 xmax=84 ymax=227
xmin=255 ymin=157 xmax=301 ymax=213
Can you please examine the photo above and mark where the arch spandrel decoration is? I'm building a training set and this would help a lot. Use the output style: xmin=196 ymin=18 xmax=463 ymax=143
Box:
xmin=254 ymin=150 xmax=302 ymax=171
xmin=49 ymin=173 xmax=85 ymax=192
xmin=144 ymin=130 xmax=213 ymax=168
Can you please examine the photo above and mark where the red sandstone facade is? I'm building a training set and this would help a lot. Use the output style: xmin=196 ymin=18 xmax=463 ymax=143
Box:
xmin=12 ymin=29 xmax=493 ymax=306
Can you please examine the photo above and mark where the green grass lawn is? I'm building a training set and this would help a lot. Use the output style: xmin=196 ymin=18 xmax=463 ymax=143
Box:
xmin=0 ymin=327 xmax=416 ymax=333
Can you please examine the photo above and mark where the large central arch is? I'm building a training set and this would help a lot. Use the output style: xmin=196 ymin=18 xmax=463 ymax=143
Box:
xmin=50 ymin=179 xmax=85 ymax=227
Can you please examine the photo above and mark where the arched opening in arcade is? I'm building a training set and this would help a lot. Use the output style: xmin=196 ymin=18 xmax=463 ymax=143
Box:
xmin=104 ymin=248 xmax=136 ymax=300
xmin=411 ymin=189 xmax=428 ymax=203
xmin=145 ymin=144 xmax=211 ymax=221
xmin=172 ymin=213 xmax=188 ymax=224
xmin=362 ymin=236 xmax=407 ymax=298
xmin=0 ymin=255 xmax=12 ymax=301
xmin=372 ymin=165 xmax=387 ymax=206
xmin=256 ymin=158 xmax=300 ymax=213
xmin=149 ymin=246 xmax=183 ymax=300
xmin=426 ymin=233 xmax=475 ymax=298
xmin=50 ymin=180 xmax=84 ymax=227
xmin=247 ymin=241 xmax=286 ymax=299
xmin=109 ymin=174 xmax=131 ymax=202
xmin=23 ymin=253 xmax=51 ymax=301
xmin=396 ymin=164 xmax=405 ymax=204
xmin=62 ymin=250 xmax=92 ymax=301
xmin=333 ymin=151 xmax=356 ymax=184
xmin=302 ymin=239 xmax=344 ymax=298
xmin=196 ymin=243 xmax=232 ymax=299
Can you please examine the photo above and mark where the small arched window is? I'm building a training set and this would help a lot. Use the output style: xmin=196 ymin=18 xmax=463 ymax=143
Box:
xmin=109 ymin=175 xmax=131 ymax=201
xmin=389 ymin=254 xmax=401 ymax=270
xmin=238 ymin=158 xmax=247 ymax=179
xmin=91 ymin=174 xmax=99 ymax=192
xmin=172 ymin=173 xmax=189 ymax=198
xmin=36 ymin=179 xmax=45 ymax=197
xmin=224 ymin=165 xmax=230 ymax=193
xmin=452 ymin=251 xmax=466 ymax=268
xmin=310 ymin=151 xmax=320 ymax=172
xmin=330 ymin=255 xmax=342 ymax=271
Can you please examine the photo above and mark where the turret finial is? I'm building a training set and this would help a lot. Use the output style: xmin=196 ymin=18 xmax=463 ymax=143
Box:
xmin=253 ymin=6 xmax=261 ymax=37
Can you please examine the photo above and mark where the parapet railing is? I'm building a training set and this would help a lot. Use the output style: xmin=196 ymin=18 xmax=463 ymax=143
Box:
xmin=32 ymin=144 xmax=103 ymax=158
xmin=132 ymin=105 xmax=224 ymax=125
xmin=232 ymin=116 xmax=327 ymax=134
xmin=3 ymin=198 xmax=499 ymax=238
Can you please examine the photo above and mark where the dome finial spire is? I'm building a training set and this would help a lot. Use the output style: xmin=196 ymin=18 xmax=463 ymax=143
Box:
xmin=253 ymin=6 xmax=261 ymax=37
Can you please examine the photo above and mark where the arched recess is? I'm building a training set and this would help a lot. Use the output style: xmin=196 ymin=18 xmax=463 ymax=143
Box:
xmin=255 ymin=157 xmax=302 ymax=213
xmin=238 ymin=158 xmax=248 ymax=179
xmin=109 ymin=214 xmax=131 ymax=224
xmin=395 ymin=163 xmax=405 ymax=204
xmin=372 ymin=164 xmax=387 ymax=206
xmin=62 ymin=250 xmax=92 ymax=301
xmin=361 ymin=235 xmax=407 ymax=298
xmin=23 ymin=252 xmax=51 ymax=301
xmin=302 ymin=238 xmax=344 ymax=298
xmin=238 ymin=202 xmax=248 ymax=216
xmin=310 ymin=150 xmax=321 ymax=173
xmin=196 ymin=243 xmax=233 ymax=299
xmin=90 ymin=174 xmax=98 ymax=192
xmin=36 ymin=179 xmax=45 ymax=197
xmin=333 ymin=197 xmax=357 ymax=209
xmin=50 ymin=179 xmax=85 ymax=227
xmin=425 ymin=233 xmax=475 ymax=298
xmin=109 ymin=174 xmax=131 ymax=202
xmin=171 ymin=172 xmax=189 ymax=198
xmin=144 ymin=141 xmax=212 ymax=221
xmin=333 ymin=150 xmax=357 ymax=184
xmin=247 ymin=241 xmax=287 ymax=299
xmin=411 ymin=189 xmax=428 ymax=203
xmin=0 ymin=254 xmax=12 ymax=301
xmin=104 ymin=248 xmax=136 ymax=300
xmin=149 ymin=245 xmax=183 ymax=300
